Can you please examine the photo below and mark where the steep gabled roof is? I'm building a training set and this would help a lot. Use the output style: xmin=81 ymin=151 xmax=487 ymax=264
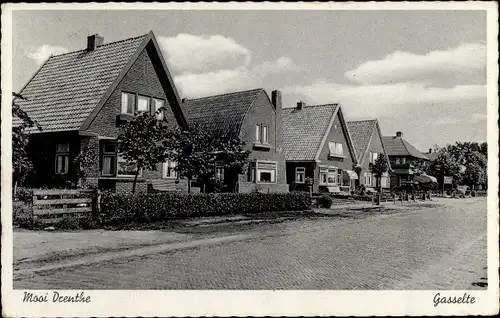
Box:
xmin=282 ymin=104 xmax=357 ymax=163
xmin=182 ymin=88 xmax=265 ymax=137
xmin=347 ymin=119 xmax=377 ymax=161
xmin=17 ymin=31 xmax=186 ymax=133
xmin=348 ymin=119 xmax=392 ymax=170
xmin=382 ymin=135 xmax=429 ymax=160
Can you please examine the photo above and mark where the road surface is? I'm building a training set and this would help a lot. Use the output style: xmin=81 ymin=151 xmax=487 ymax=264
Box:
xmin=14 ymin=198 xmax=487 ymax=289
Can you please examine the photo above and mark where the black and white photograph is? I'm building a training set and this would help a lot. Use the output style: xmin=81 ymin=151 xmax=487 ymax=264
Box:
xmin=1 ymin=2 xmax=498 ymax=317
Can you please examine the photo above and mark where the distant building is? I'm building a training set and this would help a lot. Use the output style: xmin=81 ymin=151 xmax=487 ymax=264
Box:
xmin=17 ymin=31 xmax=189 ymax=192
xmin=182 ymin=89 xmax=288 ymax=193
xmin=347 ymin=119 xmax=391 ymax=190
xmin=382 ymin=132 xmax=429 ymax=187
xmin=282 ymin=102 xmax=358 ymax=194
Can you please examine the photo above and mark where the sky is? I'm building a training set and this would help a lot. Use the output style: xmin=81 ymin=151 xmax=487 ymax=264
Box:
xmin=12 ymin=9 xmax=487 ymax=151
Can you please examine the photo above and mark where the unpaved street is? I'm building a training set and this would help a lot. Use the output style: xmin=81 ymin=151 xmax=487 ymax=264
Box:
xmin=14 ymin=198 xmax=487 ymax=289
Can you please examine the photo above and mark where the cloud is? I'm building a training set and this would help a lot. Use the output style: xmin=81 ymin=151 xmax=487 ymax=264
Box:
xmin=27 ymin=44 xmax=69 ymax=65
xmin=345 ymin=43 xmax=486 ymax=85
xmin=281 ymin=80 xmax=486 ymax=118
xmin=175 ymin=57 xmax=300 ymax=98
xmin=158 ymin=33 xmax=251 ymax=73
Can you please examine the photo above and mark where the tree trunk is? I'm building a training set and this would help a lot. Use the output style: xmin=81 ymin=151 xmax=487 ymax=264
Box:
xmin=132 ymin=169 xmax=139 ymax=193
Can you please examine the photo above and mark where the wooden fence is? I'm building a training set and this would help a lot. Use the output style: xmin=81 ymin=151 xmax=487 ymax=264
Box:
xmin=32 ymin=189 xmax=98 ymax=224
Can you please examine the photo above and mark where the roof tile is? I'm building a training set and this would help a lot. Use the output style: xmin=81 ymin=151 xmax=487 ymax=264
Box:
xmin=346 ymin=119 xmax=377 ymax=161
xmin=182 ymin=89 xmax=263 ymax=136
xmin=282 ymin=104 xmax=338 ymax=161
xmin=17 ymin=34 xmax=146 ymax=133
xmin=382 ymin=136 xmax=429 ymax=159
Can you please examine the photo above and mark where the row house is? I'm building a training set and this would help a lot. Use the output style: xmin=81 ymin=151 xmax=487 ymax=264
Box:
xmin=182 ymin=89 xmax=288 ymax=193
xmin=282 ymin=101 xmax=359 ymax=194
xmin=346 ymin=119 xmax=391 ymax=190
xmin=382 ymin=131 xmax=429 ymax=187
xmin=17 ymin=32 xmax=189 ymax=192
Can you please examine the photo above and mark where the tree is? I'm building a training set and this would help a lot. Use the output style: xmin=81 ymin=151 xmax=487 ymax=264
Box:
xmin=462 ymin=151 xmax=487 ymax=189
xmin=164 ymin=124 xmax=250 ymax=193
xmin=427 ymin=151 xmax=463 ymax=187
xmin=372 ymin=153 xmax=389 ymax=205
xmin=73 ymin=141 xmax=99 ymax=189
xmin=12 ymin=92 xmax=41 ymax=190
xmin=117 ymin=109 xmax=171 ymax=193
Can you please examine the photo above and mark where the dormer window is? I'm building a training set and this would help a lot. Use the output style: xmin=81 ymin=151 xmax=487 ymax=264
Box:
xmin=328 ymin=142 xmax=344 ymax=157
xmin=121 ymin=92 xmax=136 ymax=114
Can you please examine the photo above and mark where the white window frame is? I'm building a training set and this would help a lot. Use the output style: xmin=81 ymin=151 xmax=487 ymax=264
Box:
xmin=55 ymin=143 xmax=70 ymax=175
xmin=162 ymin=160 xmax=177 ymax=179
xmin=256 ymin=161 xmax=277 ymax=184
xmin=101 ymin=143 xmax=117 ymax=177
xmin=248 ymin=163 xmax=256 ymax=182
xmin=295 ymin=167 xmax=305 ymax=184
xmin=328 ymin=142 xmax=344 ymax=157
xmin=215 ymin=161 xmax=225 ymax=182
xmin=154 ymin=98 xmax=165 ymax=120
xmin=262 ymin=125 xmax=269 ymax=143
xmin=117 ymin=155 xmax=142 ymax=178
xmin=137 ymin=94 xmax=151 ymax=114
xmin=255 ymin=125 xmax=261 ymax=142
xmin=121 ymin=92 xmax=136 ymax=115
xmin=370 ymin=152 xmax=378 ymax=164
xmin=319 ymin=167 xmax=338 ymax=186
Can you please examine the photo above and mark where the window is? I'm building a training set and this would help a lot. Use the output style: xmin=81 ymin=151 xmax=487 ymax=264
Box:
xmin=256 ymin=161 xmax=277 ymax=183
xmin=320 ymin=168 xmax=338 ymax=185
xmin=154 ymin=98 xmax=165 ymax=120
xmin=395 ymin=158 xmax=400 ymax=164
xmin=55 ymin=143 xmax=69 ymax=174
xmin=401 ymin=157 xmax=406 ymax=164
xmin=162 ymin=160 xmax=177 ymax=179
xmin=370 ymin=152 xmax=379 ymax=163
xmin=121 ymin=92 xmax=135 ymax=114
xmin=328 ymin=142 xmax=344 ymax=157
xmin=255 ymin=125 xmax=261 ymax=142
xmin=262 ymin=126 xmax=268 ymax=143
xmin=117 ymin=155 xmax=142 ymax=178
xmin=137 ymin=95 xmax=150 ymax=113
xmin=215 ymin=161 xmax=225 ymax=182
xmin=295 ymin=167 xmax=305 ymax=183
xmin=364 ymin=172 xmax=374 ymax=186
xmin=337 ymin=169 xmax=342 ymax=185
xmin=101 ymin=143 xmax=117 ymax=176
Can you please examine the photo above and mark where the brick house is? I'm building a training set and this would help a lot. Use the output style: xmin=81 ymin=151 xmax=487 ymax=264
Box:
xmin=282 ymin=102 xmax=358 ymax=194
xmin=346 ymin=119 xmax=391 ymax=190
xmin=182 ymin=89 xmax=288 ymax=193
xmin=382 ymin=131 xmax=429 ymax=187
xmin=17 ymin=31 xmax=189 ymax=192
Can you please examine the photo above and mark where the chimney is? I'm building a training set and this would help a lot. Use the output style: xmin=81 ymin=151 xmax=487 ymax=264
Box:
xmin=296 ymin=100 xmax=306 ymax=110
xmin=396 ymin=131 xmax=403 ymax=138
xmin=271 ymin=90 xmax=282 ymax=110
xmin=87 ymin=34 xmax=104 ymax=51
xmin=428 ymin=148 xmax=432 ymax=154
xmin=181 ymin=98 xmax=187 ymax=103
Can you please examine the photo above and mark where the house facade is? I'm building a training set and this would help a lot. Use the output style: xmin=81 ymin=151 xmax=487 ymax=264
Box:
xmin=347 ymin=119 xmax=391 ymax=190
xmin=182 ymin=89 xmax=288 ymax=193
xmin=282 ymin=102 xmax=358 ymax=194
xmin=18 ymin=32 xmax=189 ymax=192
xmin=382 ymin=131 xmax=429 ymax=187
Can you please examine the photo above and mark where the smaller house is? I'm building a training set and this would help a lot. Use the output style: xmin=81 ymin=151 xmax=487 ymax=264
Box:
xmin=182 ymin=88 xmax=288 ymax=193
xmin=382 ymin=131 xmax=429 ymax=187
xmin=347 ymin=119 xmax=391 ymax=191
xmin=282 ymin=101 xmax=358 ymax=194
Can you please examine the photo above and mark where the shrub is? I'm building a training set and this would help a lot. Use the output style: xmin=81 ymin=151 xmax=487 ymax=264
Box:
xmin=55 ymin=215 xmax=99 ymax=230
xmin=14 ymin=187 xmax=33 ymax=203
xmin=317 ymin=195 xmax=333 ymax=208
xmin=100 ymin=191 xmax=311 ymax=226
xmin=13 ymin=201 xmax=34 ymax=228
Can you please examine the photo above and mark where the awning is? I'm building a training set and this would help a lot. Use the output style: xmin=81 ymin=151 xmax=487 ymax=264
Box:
xmin=414 ymin=174 xmax=438 ymax=183
xmin=343 ymin=170 xmax=358 ymax=180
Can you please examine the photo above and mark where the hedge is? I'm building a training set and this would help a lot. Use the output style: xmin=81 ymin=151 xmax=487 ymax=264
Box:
xmin=100 ymin=191 xmax=311 ymax=225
